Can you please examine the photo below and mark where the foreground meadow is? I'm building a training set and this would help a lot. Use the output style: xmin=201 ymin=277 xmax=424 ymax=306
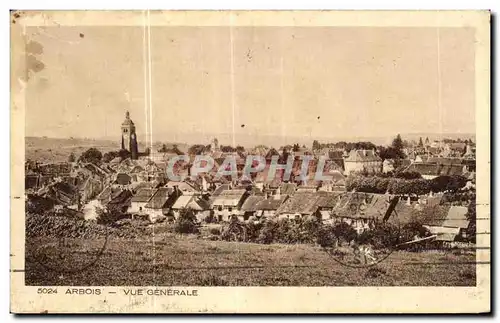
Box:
xmin=25 ymin=234 xmax=476 ymax=286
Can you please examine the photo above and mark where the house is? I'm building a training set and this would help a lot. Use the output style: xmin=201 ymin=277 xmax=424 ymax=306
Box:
xmin=327 ymin=192 xmax=394 ymax=233
xmin=423 ymin=205 xmax=470 ymax=242
xmin=25 ymin=174 xmax=41 ymax=191
xmin=343 ymin=149 xmax=382 ymax=175
xmin=443 ymin=142 xmax=467 ymax=157
xmin=404 ymin=163 xmax=466 ymax=180
xmin=170 ymin=193 xmax=211 ymax=222
xmin=279 ymin=182 xmax=297 ymax=196
xmin=96 ymin=185 xmax=131 ymax=210
xmin=276 ymin=192 xmax=322 ymax=220
xmin=144 ymin=187 xmax=180 ymax=222
xmin=240 ymin=195 xmax=266 ymax=221
xmin=106 ymin=190 xmax=133 ymax=214
xmin=211 ymin=189 xmax=248 ymax=222
xmin=76 ymin=176 xmax=103 ymax=203
xmin=382 ymin=159 xmax=395 ymax=173
xmin=38 ymin=180 xmax=80 ymax=208
xmin=318 ymin=171 xmax=346 ymax=192
xmin=38 ymin=162 xmax=73 ymax=176
xmin=255 ymin=189 xmax=289 ymax=219
xmin=129 ymin=188 xmax=156 ymax=214
xmin=164 ymin=181 xmax=201 ymax=194
xmin=114 ymin=173 xmax=132 ymax=187
xmin=315 ymin=191 xmax=342 ymax=221
xmin=320 ymin=150 xmax=345 ymax=172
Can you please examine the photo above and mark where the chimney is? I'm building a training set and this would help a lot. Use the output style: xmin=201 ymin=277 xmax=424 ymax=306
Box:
xmin=202 ymin=176 xmax=208 ymax=192
xmin=274 ymin=186 xmax=281 ymax=200
xmin=406 ymin=196 xmax=411 ymax=206
xmin=265 ymin=191 xmax=269 ymax=199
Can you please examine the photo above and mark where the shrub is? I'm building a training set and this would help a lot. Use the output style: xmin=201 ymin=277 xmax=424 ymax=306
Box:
xmin=299 ymin=216 xmax=322 ymax=244
xmin=221 ymin=217 xmax=247 ymax=242
xmin=355 ymin=222 xmax=400 ymax=249
xmin=78 ymin=147 xmax=103 ymax=164
xmin=332 ymin=222 xmax=357 ymax=246
xmin=257 ymin=220 xmax=278 ymax=244
xmin=317 ymin=225 xmax=336 ymax=248
xmin=25 ymin=194 xmax=55 ymax=215
xmin=96 ymin=205 xmax=127 ymax=225
xmin=174 ymin=208 xmax=199 ymax=234
xmin=245 ymin=220 xmax=263 ymax=242
xmin=209 ymin=227 xmax=221 ymax=235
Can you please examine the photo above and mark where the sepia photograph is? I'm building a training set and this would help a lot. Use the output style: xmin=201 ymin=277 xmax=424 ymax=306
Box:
xmin=10 ymin=10 xmax=490 ymax=313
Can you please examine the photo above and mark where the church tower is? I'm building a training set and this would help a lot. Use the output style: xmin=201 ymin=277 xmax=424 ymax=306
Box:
xmin=121 ymin=111 xmax=139 ymax=160
xmin=211 ymin=138 xmax=220 ymax=153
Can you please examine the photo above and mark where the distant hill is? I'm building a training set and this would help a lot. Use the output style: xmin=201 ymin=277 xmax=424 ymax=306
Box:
xmin=25 ymin=130 xmax=476 ymax=163
xmin=25 ymin=136 xmax=190 ymax=163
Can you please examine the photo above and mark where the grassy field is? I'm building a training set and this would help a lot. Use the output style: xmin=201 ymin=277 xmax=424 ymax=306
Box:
xmin=25 ymin=234 xmax=476 ymax=286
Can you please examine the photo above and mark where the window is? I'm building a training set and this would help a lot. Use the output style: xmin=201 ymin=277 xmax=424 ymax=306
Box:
xmin=123 ymin=129 xmax=128 ymax=133
xmin=228 ymin=207 xmax=233 ymax=212
xmin=218 ymin=206 xmax=222 ymax=211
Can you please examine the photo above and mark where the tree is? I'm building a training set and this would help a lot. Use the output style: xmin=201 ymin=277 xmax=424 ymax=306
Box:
xmin=96 ymin=205 xmax=126 ymax=225
xmin=118 ymin=149 xmax=131 ymax=160
xmin=394 ymin=171 xmax=422 ymax=180
xmin=292 ymin=143 xmax=300 ymax=152
xmin=188 ymin=144 xmax=206 ymax=155
xmin=332 ymin=222 xmax=357 ymax=246
xmin=174 ymin=208 xmax=199 ymax=234
xmin=68 ymin=152 xmax=76 ymax=163
xmin=220 ymin=145 xmax=235 ymax=153
xmin=418 ymin=137 xmax=424 ymax=147
xmin=465 ymin=200 xmax=476 ymax=243
xmin=392 ymin=134 xmax=404 ymax=153
xmin=235 ymin=145 xmax=245 ymax=153
xmin=78 ymin=148 xmax=103 ymax=164
xmin=378 ymin=146 xmax=403 ymax=161
xmin=102 ymin=151 xmax=119 ymax=163
xmin=159 ymin=144 xmax=168 ymax=153
xmin=172 ymin=144 xmax=183 ymax=155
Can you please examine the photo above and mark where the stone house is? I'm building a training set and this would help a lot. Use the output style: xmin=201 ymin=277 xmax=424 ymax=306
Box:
xmin=211 ymin=189 xmax=248 ymax=222
xmin=343 ymin=149 xmax=382 ymax=175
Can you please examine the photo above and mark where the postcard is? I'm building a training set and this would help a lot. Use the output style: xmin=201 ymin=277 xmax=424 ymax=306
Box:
xmin=10 ymin=10 xmax=490 ymax=313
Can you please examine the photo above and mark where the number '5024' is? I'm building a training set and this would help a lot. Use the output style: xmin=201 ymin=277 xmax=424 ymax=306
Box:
xmin=37 ymin=288 xmax=58 ymax=294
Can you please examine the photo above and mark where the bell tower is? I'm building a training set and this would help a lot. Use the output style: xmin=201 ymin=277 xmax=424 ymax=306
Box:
xmin=121 ymin=111 xmax=139 ymax=160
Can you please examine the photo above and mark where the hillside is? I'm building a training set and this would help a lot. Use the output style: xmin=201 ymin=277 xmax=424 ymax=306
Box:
xmin=25 ymin=234 xmax=476 ymax=286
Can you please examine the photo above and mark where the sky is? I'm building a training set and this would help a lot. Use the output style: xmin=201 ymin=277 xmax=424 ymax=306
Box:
xmin=24 ymin=26 xmax=476 ymax=147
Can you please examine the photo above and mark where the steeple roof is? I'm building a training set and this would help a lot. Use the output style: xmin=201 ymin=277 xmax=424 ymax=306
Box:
xmin=122 ymin=111 xmax=135 ymax=126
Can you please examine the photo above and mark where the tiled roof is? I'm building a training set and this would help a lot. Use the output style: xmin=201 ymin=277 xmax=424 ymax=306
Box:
xmin=145 ymin=187 xmax=172 ymax=209
xmin=240 ymin=195 xmax=266 ymax=212
xmin=131 ymin=188 xmax=156 ymax=203
xmin=211 ymin=189 xmax=247 ymax=207
xmin=256 ymin=195 xmax=288 ymax=210
xmin=171 ymin=195 xmax=194 ymax=209
xmin=277 ymin=193 xmax=321 ymax=215
xmin=441 ymin=206 xmax=469 ymax=229
xmin=115 ymin=173 xmax=131 ymax=185
xmin=279 ymin=183 xmax=297 ymax=195
xmin=406 ymin=163 xmax=465 ymax=176
xmin=344 ymin=150 xmax=382 ymax=162
xmin=107 ymin=190 xmax=133 ymax=206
